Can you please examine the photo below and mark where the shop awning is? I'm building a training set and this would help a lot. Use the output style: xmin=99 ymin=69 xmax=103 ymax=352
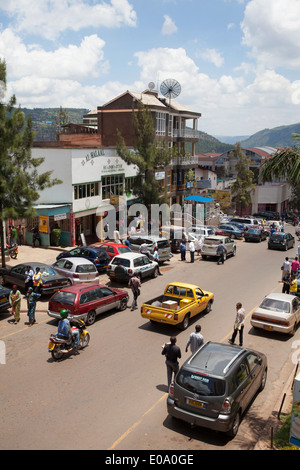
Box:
xmin=184 ymin=196 xmax=215 ymax=203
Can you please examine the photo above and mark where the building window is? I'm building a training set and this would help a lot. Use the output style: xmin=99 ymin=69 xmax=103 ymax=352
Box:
xmin=74 ymin=182 xmax=99 ymax=200
xmin=102 ymin=174 xmax=124 ymax=199
xmin=156 ymin=112 xmax=166 ymax=136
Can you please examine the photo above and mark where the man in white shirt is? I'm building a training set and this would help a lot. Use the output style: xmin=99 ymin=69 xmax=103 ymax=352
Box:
xmin=228 ymin=302 xmax=245 ymax=347
xmin=185 ymin=325 xmax=204 ymax=354
xmin=189 ymin=240 xmax=195 ymax=263
xmin=282 ymin=257 xmax=291 ymax=280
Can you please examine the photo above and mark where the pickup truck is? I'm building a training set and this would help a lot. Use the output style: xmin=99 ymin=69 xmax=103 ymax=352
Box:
xmin=140 ymin=282 xmax=214 ymax=330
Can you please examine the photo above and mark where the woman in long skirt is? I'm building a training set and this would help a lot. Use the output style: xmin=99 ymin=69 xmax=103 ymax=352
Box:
xmin=26 ymin=287 xmax=41 ymax=326
xmin=9 ymin=285 xmax=21 ymax=324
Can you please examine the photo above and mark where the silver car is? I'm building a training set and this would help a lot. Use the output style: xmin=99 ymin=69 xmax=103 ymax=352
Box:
xmin=51 ymin=257 xmax=99 ymax=285
xmin=201 ymin=235 xmax=236 ymax=260
xmin=167 ymin=341 xmax=267 ymax=438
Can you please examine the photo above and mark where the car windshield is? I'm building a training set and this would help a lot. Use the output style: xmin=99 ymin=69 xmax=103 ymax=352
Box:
xmin=76 ymin=265 xmax=97 ymax=273
xmin=247 ymin=229 xmax=259 ymax=234
xmin=177 ymin=369 xmax=225 ymax=396
xmin=260 ymin=298 xmax=290 ymax=313
xmin=51 ymin=291 xmax=76 ymax=305
xmin=40 ymin=266 xmax=57 ymax=276
xmin=112 ymin=258 xmax=130 ymax=267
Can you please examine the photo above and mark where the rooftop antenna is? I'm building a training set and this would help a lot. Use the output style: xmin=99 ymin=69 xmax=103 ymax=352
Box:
xmin=160 ymin=78 xmax=181 ymax=105
xmin=148 ymin=81 xmax=155 ymax=91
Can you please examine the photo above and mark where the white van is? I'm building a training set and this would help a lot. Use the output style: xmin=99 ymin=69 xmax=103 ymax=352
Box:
xmin=127 ymin=235 xmax=172 ymax=263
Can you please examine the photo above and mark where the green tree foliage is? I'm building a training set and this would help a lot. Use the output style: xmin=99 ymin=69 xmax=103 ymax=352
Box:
xmin=231 ymin=142 xmax=255 ymax=214
xmin=0 ymin=59 xmax=62 ymax=266
xmin=116 ymin=100 xmax=173 ymax=209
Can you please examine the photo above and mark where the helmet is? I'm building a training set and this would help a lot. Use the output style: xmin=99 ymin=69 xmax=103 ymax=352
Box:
xmin=60 ymin=309 xmax=69 ymax=319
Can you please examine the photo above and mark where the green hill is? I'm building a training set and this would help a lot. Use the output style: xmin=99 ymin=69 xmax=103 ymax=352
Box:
xmin=240 ymin=123 xmax=300 ymax=148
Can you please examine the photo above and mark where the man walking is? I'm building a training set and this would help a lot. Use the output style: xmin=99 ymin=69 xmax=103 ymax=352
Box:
xmin=162 ymin=336 xmax=181 ymax=389
xmin=128 ymin=274 xmax=141 ymax=311
xmin=185 ymin=325 xmax=204 ymax=354
xmin=216 ymin=240 xmax=227 ymax=265
xmin=189 ymin=239 xmax=195 ymax=263
xmin=228 ymin=302 xmax=245 ymax=347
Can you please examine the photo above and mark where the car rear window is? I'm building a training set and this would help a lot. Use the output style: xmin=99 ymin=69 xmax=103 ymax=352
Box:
xmin=177 ymin=369 xmax=225 ymax=397
xmin=157 ymin=240 xmax=170 ymax=249
xmin=204 ymin=238 xmax=221 ymax=245
xmin=271 ymin=233 xmax=284 ymax=240
xmin=118 ymin=247 xmax=131 ymax=254
xmin=112 ymin=258 xmax=130 ymax=267
xmin=51 ymin=291 xmax=76 ymax=305
xmin=76 ymin=265 xmax=97 ymax=273
xmin=260 ymin=298 xmax=290 ymax=313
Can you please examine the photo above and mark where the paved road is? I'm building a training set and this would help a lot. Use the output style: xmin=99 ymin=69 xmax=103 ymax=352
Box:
xmin=0 ymin=231 xmax=299 ymax=450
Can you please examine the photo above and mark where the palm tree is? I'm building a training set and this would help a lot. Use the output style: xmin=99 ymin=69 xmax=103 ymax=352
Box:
xmin=261 ymin=134 xmax=300 ymax=186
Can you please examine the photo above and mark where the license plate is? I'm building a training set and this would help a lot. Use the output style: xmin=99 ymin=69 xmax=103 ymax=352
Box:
xmin=110 ymin=272 xmax=115 ymax=276
xmin=0 ymin=298 xmax=7 ymax=303
xmin=48 ymin=342 xmax=55 ymax=350
xmin=264 ymin=325 xmax=273 ymax=331
xmin=187 ymin=398 xmax=206 ymax=409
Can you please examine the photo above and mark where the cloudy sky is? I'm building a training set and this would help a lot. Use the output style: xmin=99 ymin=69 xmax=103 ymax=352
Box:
xmin=1 ymin=0 xmax=300 ymax=137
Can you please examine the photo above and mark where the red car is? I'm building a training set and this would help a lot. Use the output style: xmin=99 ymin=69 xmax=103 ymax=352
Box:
xmin=91 ymin=241 xmax=131 ymax=260
xmin=47 ymin=283 xmax=129 ymax=325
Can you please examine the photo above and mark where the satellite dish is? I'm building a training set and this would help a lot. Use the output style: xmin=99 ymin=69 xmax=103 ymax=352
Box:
xmin=160 ymin=78 xmax=181 ymax=100
xmin=148 ymin=82 xmax=155 ymax=91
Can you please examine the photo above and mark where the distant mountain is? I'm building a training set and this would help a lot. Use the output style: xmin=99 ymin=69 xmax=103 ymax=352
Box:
xmin=240 ymin=123 xmax=300 ymax=148
xmin=186 ymin=131 xmax=233 ymax=153
xmin=213 ymin=135 xmax=250 ymax=144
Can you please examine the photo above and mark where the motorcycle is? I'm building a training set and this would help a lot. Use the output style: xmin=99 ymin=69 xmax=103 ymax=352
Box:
xmin=6 ymin=243 xmax=18 ymax=259
xmin=48 ymin=318 xmax=90 ymax=361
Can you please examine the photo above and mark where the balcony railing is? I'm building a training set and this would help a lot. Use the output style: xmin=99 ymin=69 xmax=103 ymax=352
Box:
xmin=172 ymin=129 xmax=201 ymax=139
xmin=170 ymin=156 xmax=199 ymax=166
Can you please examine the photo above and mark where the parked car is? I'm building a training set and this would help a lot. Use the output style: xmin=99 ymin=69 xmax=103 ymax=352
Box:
xmin=107 ymin=252 xmax=159 ymax=282
xmin=56 ymin=246 xmax=110 ymax=272
xmin=160 ymin=225 xmax=188 ymax=253
xmin=216 ymin=224 xmax=243 ymax=239
xmin=127 ymin=235 xmax=172 ymax=264
xmin=230 ymin=217 xmax=260 ymax=230
xmin=253 ymin=211 xmax=280 ymax=220
xmin=51 ymin=258 xmax=99 ymax=285
xmin=186 ymin=225 xmax=215 ymax=237
xmin=268 ymin=232 xmax=295 ymax=251
xmin=167 ymin=341 xmax=267 ymax=437
xmin=0 ymin=285 xmax=11 ymax=312
xmin=201 ymin=235 xmax=236 ymax=260
xmin=244 ymin=228 xmax=268 ymax=242
xmin=47 ymin=283 xmax=129 ymax=325
xmin=90 ymin=241 xmax=131 ymax=260
xmin=251 ymin=293 xmax=300 ymax=336
xmin=0 ymin=262 xmax=71 ymax=295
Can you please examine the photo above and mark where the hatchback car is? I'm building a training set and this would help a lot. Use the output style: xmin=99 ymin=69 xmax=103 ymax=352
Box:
xmin=201 ymin=236 xmax=236 ymax=260
xmin=250 ymin=293 xmax=300 ymax=336
xmin=51 ymin=258 xmax=99 ymax=285
xmin=47 ymin=283 xmax=129 ymax=325
xmin=268 ymin=232 xmax=295 ymax=251
xmin=127 ymin=235 xmax=172 ymax=264
xmin=244 ymin=228 xmax=267 ymax=242
xmin=167 ymin=341 xmax=267 ymax=438
xmin=56 ymin=246 xmax=110 ymax=272
xmin=91 ymin=241 xmax=131 ymax=260
xmin=107 ymin=252 xmax=159 ymax=282
xmin=216 ymin=224 xmax=243 ymax=239
xmin=0 ymin=285 xmax=11 ymax=312
xmin=0 ymin=262 xmax=71 ymax=295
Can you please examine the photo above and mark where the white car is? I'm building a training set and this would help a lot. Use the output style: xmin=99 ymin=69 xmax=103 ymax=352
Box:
xmin=201 ymin=235 xmax=236 ymax=260
xmin=107 ymin=252 xmax=159 ymax=282
xmin=251 ymin=293 xmax=300 ymax=336
xmin=51 ymin=257 xmax=99 ymax=285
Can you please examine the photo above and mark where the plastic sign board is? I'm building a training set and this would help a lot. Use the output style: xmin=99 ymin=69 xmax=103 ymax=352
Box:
xmin=290 ymin=372 xmax=300 ymax=447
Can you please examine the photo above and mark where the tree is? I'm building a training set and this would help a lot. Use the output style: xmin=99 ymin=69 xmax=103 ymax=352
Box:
xmin=230 ymin=142 xmax=255 ymax=215
xmin=116 ymin=100 xmax=174 ymax=210
xmin=0 ymin=59 xmax=62 ymax=266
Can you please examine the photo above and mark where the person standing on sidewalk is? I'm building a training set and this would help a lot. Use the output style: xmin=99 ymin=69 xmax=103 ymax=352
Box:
xmin=189 ymin=239 xmax=195 ymax=263
xmin=162 ymin=336 xmax=181 ymax=389
xmin=179 ymin=240 xmax=186 ymax=261
xmin=185 ymin=325 xmax=204 ymax=354
xmin=128 ymin=274 xmax=141 ymax=311
xmin=25 ymin=287 xmax=41 ymax=327
xmin=228 ymin=302 xmax=245 ymax=347
xmin=9 ymin=285 xmax=21 ymax=324
xmin=281 ymin=257 xmax=291 ymax=280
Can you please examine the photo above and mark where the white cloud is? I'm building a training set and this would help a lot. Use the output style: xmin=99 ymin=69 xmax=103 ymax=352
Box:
xmin=241 ymin=0 xmax=300 ymax=69
xmin=162 ymin=15 xmax=178 ymax=35
xmin=197 ymin=48 xmax=224 ymax=68
xmin=0 ymin=0 xmax=137 ymax=41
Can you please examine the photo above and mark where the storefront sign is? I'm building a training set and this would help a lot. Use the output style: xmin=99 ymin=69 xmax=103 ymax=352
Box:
xmin=54 ymin=213 xmax=67 ymax=221
xmin=39 ymin=216 xmax=49 ymax=233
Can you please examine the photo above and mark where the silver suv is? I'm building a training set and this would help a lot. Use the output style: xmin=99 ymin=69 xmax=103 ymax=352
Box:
xmin=167 ymin=342 xmax=267 ymax=437
xmin=201 ymin=235 xmax=236 ymax=260
xmin=127 ymin=235 xmax=172 ymax=263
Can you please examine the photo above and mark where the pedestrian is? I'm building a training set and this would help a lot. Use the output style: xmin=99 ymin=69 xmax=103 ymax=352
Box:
xmin=11 ymin=226 xmax=17 ymax=245
xmin=189 ymin=239 xmax=195 ymax=263
xmin=290 ymin=275 xmax=298 ymax=296
xmin=24 ymin=265 xmax=34 ymax=294
xmin=25 ymin=287 xmax=41 ymax=326
xmin=31 ymin=225 xmax=41 ymax=247
xmin=282 ymin=272 xmax=291 ymax=294
xmin=33 ymin=267 xmax=43 ymax=294
xmin=185 ymin=325 xmax=204 ymax=354
xmin=179 ymin=240 xmax=186 ymax=261
xmin=17 ymin=225 xmax=24 ymax=245
xmin=153 ymin=249 xmax=163 ymax=275
xmin=228 ymin=302 xmax=245 ymax=347
xmin=281 ymin=256 xmax=291 ymax=280
xmin=216 ymin=240 xmax=227 ymax=265
xmin=140 ymin=242 xmax=150 ymax=259
xmin=9 ymin=285 xmax=21 ymax=324
xmin=128 ymin=274 xmax=141 ymax=311
xmin=162 ymin=336 xmax=181 ymax=389
xmin=291 ymin=257 xmax=300 ymax=277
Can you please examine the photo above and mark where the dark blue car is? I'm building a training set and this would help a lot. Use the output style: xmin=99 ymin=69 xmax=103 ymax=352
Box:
xmin=218 ymin=224 xmax=244 ymax=239
xmin=56 ymin=246 xmax=110 ymax=272
xmin=0 ymin=285 xmax=11 ymax=312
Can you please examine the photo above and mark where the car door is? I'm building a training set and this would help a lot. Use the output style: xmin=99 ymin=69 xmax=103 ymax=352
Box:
xmin=292 ymin=297 xmax=300 ymax=324
xmin=141 ymin=255 xmax=154 ymax=277
xmin=5 ymin=264 xmax=27 ymax=288
xmin=246 ymin=352 xmax=264 ymax=397
xmin=99 ymin=286 xmax=117 ymax=312
xmin=231 ymin=359 xmax=253 ymax=412
xmin=52 ymin=259 xmax=67 ymax=276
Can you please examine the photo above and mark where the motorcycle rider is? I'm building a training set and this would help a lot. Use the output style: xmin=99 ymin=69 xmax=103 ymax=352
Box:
xmin=57 ymin=309 xmax=80 ymax=352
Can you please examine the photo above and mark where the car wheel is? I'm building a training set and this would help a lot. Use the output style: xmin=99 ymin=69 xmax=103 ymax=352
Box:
xmin=227 ymin=410 xmax=240 ymax=438
xmin=119 ymin=297 xmax=128 ymax=311
xmin=204 ymin=300 xmax=212 ymax=314
xmin=86 ymin=310 xmax=96 ymax=326
xmin=259 ymin=368 xmax=267 ymax=392
xmin=181 ymin=314 xmax=190 ymax=330
xmin=152 ymin=267 xmax=158 ymax=278
xmin=232 ymin=247 xmax=236 ymax=257
xmin=202 ymin=255 xmax=207 ymax=260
